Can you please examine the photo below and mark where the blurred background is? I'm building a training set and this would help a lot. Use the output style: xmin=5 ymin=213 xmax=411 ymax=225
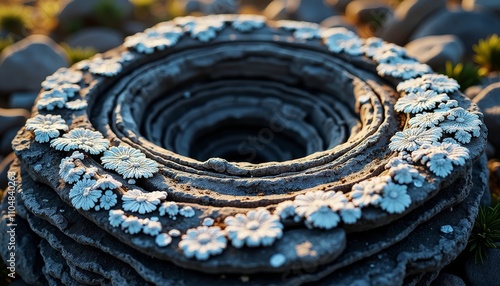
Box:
xmin=1 ymin=0 xmax=500 ymax=285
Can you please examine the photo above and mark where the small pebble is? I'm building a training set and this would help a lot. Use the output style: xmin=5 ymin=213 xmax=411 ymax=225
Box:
xmin=440 ymin=225 xmax=453 ymax=234
xmin=203 ymin=217 xmax=215 ymax=226
xmin=270 ymin=253 xmax=286 ymax=268
xmin=168 ymin=229 xmax=181 ymax=237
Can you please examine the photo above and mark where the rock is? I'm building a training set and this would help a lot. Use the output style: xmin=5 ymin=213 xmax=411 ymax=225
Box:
xmin=8 ymin=92 xmax=38 ymax=110
xmin=65 ymin=28 xmax=123 ymax=53
xmin=379 ymin=0 xmax=447 ymax=46
xmin=463 ymin=0 xmax=500 ymax=13
xmin=405 ymin=35 xmax=465 ymax=71
xmin=0 ymin=108 xmax=29 ymax=134
xmin=473 ymin=82 xmax=500 ymax=151
xmin=321 ymin=16 xmax=357 ymax=32
xmin=0 ymin=108 xmax=29 ymax=156
xmin=345 ymin=0 xmax=393 ymax=25
xmin=410 ymin=10 xmax=500 ymax=57
xmin=290 ymin=0 xmax=338 ymax=23
xmin=123 ymin=21 xmax=149 ymax=36
xmin=58 ymin=0 xmax=133 ymax=23
xmin=486 ymin=142 xmax=496 ymax=159
xmin=202 ymin=0 xmax=240 ymax=14
xmin=465 ymin=73 xmax=500 ymax=99
xmin=265 ymin=0 xmax=338 ymax=23
xmin=466 ymin=248 xmax=500 ymax=286
xmin=0 ymin=35 xmax=68 ymax=93
xmin=430 ymin=273 xmax=466 ymax=286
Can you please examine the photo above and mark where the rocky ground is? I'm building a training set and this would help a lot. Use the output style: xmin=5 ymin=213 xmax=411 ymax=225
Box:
xmin=0 ymin=0 xmax=500 ymax=285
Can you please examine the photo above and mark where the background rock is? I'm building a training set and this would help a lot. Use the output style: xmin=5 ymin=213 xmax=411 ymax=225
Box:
xmin=379 ymin=0 xmax=446 ymax=45
xmin=430 ymin=273 xmax=466 ymax=286
xmin=473 ymin=82 xmax=500 ymax=152
xmin=405 ymin=35 xmax=465 ymax=71
xmin=463 ymin=0 xmax=500 ymax=14
xmin=58 ymin=0 xmax=133 ymax=23
xmin=65 ymin=27 xmax=123 ymax=53
xmin=0 ymin=35 xmax=68 ymax=93
xmin=465 ymin=248 xmax=500 ymax=286
xmin=410 ymin=9 xmax=500 ymax=57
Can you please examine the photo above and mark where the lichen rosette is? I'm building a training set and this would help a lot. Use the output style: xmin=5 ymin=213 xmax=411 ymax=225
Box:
xmin=0 ymin=15 xmax=488 ymax=285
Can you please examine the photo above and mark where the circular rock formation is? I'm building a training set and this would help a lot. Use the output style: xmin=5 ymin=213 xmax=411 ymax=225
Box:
xmin=0 ymin=15 xmax=488 ymax=285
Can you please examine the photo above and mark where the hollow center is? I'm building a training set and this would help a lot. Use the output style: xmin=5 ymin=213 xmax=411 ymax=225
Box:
xmin=188 ymin=117 xmax=308 ymax=164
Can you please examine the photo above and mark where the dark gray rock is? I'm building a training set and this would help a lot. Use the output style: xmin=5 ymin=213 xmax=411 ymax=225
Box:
xmin=65 ymin=28 xmax=123 ymax=53
xmin=290 ymin=0 xmax=338 ymax=23
xmin=8 ymin=92 xmax=38 ymax=110
xmin=0 ymin=108 xmax=29 ymax=156
xmin=473 ymin=82 xmax=500 ymax=152
xmin=0 ymin=35 xmax=68 ymax=93
xmin=466 ymin=248 xmax=500 ymax=286
xmin=463 ymin=0 xmax=500 ymax=14
xmin=405 ymin=35 xmax=465 ymax=71
xmin=58 ymin=0 xmax=133 ymax=23
xmin=430 ymin=273 xmax=466 ymax=286
xmin=265 ymin=0 xmax=338 ymax=23
xmin=410 ymin=9 xmax=500 ymax=57
xmin=202 ymin=0 xmax=240 ymax=14
xmin=379 ymin=0 xmax=447 ymax=45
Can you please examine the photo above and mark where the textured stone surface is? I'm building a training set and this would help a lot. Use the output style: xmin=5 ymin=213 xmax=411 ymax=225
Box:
xmin=405 ymin=35 xmax=465 ymax=71
xmin=0 ymin=35 xmax=68 ymax=93
xmin=0 ymin=15 xmax=488 ymax=286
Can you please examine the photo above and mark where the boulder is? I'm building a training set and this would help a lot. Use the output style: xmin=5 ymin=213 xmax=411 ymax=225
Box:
xmin=430 ymin=273 xmax=466 ymax=286
xmin=473 ymin=82 xmax=500 ymax=152
xmin=265 ymin=0 xmax=338 ymax=23
xmin=405 ymin=35 xmax=465 ymax=71
xmin=58 ymin=0 xmax=133 ymax=23
xmin=379 ymin=0 xmax=446 ymax=45
xmin=0 ymin=35 xmax=68 ymax=93
xmin=466 ymin=248 xmax=500 ymax=286
xmin=463 ymin=0 xmax=500 ymax=14
xmin=65 ymin=28 xmax=123 ymax=53
xmin=410 ymin=9 xmax=500 ymax=57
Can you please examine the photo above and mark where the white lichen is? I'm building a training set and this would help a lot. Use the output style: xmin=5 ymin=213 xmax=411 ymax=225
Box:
xmin=26 ymin=114 xmax=68 ymax=143
xmin=225 ymin=208 xmax=283 ymax=248
xmin=179 ymin=226 xmax=227 ymax=260
xmin=51 ymin=128 xmax=109 ymax=155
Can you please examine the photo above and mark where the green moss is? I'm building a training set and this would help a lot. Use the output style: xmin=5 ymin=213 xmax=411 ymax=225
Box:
xmin=442 ymin=61 xmax=483 ymax=91
xmin=62 ymin=43 xmax=97 ymax=65
xmin=91 ymin=0 xmax=127 ymax=27
xmin=474 ymin=34 xmax=500 ymax=74
xmin=0 ymin=5 xmax=32 ymax=36
xmin=468 ymin=202 xmax=500 ymax=264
